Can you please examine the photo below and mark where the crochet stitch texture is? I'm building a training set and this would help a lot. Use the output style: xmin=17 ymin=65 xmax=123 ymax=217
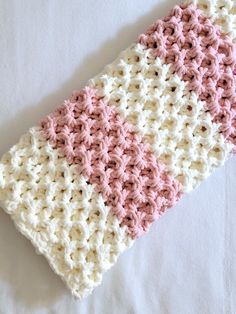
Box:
xmin=90 ymin=44 xmax=232 ymax=191
xmin=0 ymin=0 xmax=235 ymax=299
xmin=41 ymin=87 xmax=182 ymax=238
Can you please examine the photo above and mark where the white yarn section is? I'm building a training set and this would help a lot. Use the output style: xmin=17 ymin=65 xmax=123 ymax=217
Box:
xmin=0 ymin=127 xmax=133 ymax=299
xmin=89 ymin=43 xmax=233 ymax=192
xmin=184 ymin=0 xmax=236 ymax=41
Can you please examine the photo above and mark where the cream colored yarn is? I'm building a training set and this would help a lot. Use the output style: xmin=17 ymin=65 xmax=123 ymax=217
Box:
xmin=0 ymin=127 xmax=133 ymax=299
xmin=184 ymin=0 xmax=236 ymax=40
xmin=89 ymin=44 xmax=233 ymax=192
xmin=0 ymin=0 xmax=235 ymax=299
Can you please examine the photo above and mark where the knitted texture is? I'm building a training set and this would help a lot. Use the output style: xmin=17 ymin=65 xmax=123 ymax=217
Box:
xmin=185 ymin=0 xmax=236 ymax=40
xmin=90 ymin=44 xmax=233 ymax=192
xmin=40 ymin=87 xmax=182 ymax=238
xmin=0 ymin=0 xmax=235 ymax=299
xmin=0 ymin=127 xmax=133 ymax=299
xmin=138 ymin=3 xmax=236 ymax=151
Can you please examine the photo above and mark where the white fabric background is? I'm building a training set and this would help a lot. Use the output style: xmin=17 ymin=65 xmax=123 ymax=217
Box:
xmin=0 ymin=1 xmax=235 ymax=313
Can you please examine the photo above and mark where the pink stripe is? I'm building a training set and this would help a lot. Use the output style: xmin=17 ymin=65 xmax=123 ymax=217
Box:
xmin=138 ymin=3 xmax=236 ymax=152
xmin=40 ymin=87 xmax=182 ymax=238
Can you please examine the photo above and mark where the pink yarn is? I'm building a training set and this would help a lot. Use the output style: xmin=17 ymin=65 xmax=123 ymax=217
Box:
xmin=138 ymin=3 xmax=236 ymax=152
xmin=40 ymin=87 xmax=182 ymax=238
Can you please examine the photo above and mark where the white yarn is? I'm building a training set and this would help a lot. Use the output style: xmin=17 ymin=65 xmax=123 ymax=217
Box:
xmin=0 ymin=127 xmax=133 ymax=299
xmin=89 ymin=43 xmax=233 ymax=192
xmin=0 ymin=1 xmax=235 ymax=299
xmin=184 ymin=0 xmax=236 ymax=40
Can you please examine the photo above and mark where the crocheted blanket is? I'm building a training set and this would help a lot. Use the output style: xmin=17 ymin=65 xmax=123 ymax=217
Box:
xmin=0 ymin=0 xmax=235 ymax=299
